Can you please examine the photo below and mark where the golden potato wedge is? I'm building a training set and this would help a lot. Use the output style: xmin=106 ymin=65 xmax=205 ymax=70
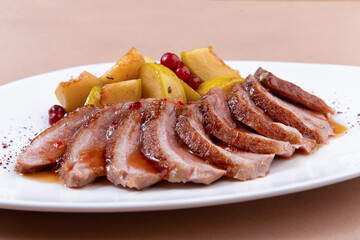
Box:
xmin=98 ymin=48 xmax=145 ymax=84
xmin=99 ymin=79 xmax=141 ymax=105
xmin=180 ymin=81 xmax=201 ymax=102
xmin=197 ymin=76 xmax=244 ymax=96
xmin=140 ymin=63 xmax=186 ymax=103
xmin=55 ymin=71 xmax=100 ymax=112
xmin=181 ymin=46 xmax=241 ymax=82
xmin=85 ymin=85 xmax=102 ymax=107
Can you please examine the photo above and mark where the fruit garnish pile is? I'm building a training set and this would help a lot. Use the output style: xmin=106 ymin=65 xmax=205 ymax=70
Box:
xmin=51 ymin=46 xmax=244 ymax=124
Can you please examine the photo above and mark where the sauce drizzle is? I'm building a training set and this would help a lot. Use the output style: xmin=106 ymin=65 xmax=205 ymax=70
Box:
xmin=328 ymin=118 xmax=348 ymax=136
xmin=21 ymin=171 xmax=59 ymax=183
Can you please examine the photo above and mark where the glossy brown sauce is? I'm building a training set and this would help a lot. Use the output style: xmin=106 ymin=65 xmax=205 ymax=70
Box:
xmin=78 ymin=149 xmax=106 ymax=170
xmin=22 ymin=171 xmax=59 ymax=183
xmin=277 ymin=117 xmax=347 ymax=161
xmin=127 ymin=149 xmax=158 ymax=173
xmin=328 ymin=118 xmax=348 ymax=136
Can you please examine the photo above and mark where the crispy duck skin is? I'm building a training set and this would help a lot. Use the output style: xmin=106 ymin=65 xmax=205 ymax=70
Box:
xmin=255 ymin=67 xmax=335 ymax=115
xmin=141 ymin=99 xmax=226 ymax=184
xmin=227 ymin=84 xmax=316 ymax=154
xmin=175 ymin=103 xmax=274 ymax=180
xmin=105 ymin=102 xmax=162 ymax=190
xmin=16 ymin=105 xmax=96 ymax=173
xmin=227 ymin=84 xmax=303 ymax=145
xmin=59 ymin=103 xmax=124 ymax=188
xmin=200 ymin=88 xmax=295 ymax=157
xmin=244 ymin=75 xmax=334 ymax=144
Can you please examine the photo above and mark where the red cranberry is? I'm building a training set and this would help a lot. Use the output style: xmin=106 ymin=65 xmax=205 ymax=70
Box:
xmin=49 ymin=112 xmax=64 ymax=125
xmin=160 ymin=53 xmax=181 ymax=70
xmin=187 ymin=76 xmax=201 ymax=90
xmin=49 ymin=105 xmax=66 ymax=115
xmin=175 ymin=65 xmax=191 ymax=82
xmin=53 ymin=141 xmax=65 ymax=149
xmin=129 ymin=101 xmax=142 ymax=110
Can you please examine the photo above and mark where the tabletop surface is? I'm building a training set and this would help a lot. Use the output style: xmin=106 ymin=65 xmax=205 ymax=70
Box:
xmin=1 ymin=1 xmax=360 ymax=239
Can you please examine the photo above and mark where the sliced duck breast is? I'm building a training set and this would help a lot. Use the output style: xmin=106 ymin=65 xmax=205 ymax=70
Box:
xmin=244 ymin=75 xmax=334 ymax=144
xmin=175 ymin=103 xmax=274 ymax=180
xmin=300 ymin=137 xmax=317 ymax=154
xmin=254 ymin=67 xmax=335 ymax=115
xmin=200 ymin=88 xmax=295 ymax=157
xmin=16 ymin=105 xmax=96 ymax=173
xmin=106 ymin=102 xmax=162 ymax=190
xmin=227 ymin=84 xmax=316 ymax=154
xmin=59 ymin=103 xmax=124 ymax=188
xmin=227 ymin=84 xmax=303 ymax=145
xmin=141 ymin=99 xmax=225 ymax=185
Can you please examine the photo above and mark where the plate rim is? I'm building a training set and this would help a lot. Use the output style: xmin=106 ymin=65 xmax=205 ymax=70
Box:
xmin=1 ymin=169 xmax=360 ymax=213
xmin=0 ymin=60 xmax=359 ymax=212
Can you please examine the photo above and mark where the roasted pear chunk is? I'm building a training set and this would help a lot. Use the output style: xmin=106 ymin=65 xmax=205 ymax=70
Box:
xmin=197 ymin=76 xmax=244 ymax=96
xmin=55 ymin=71 xmax=100 ymax=112
xmin=181 ymin=46 xmax=241 ymax=82
xmin=140 ymin=63 xmax=186 ymax=103
xmin=98 ymin=48 xmax=145 ymax=84
xmin=85 ymin=85 xmax=102 ymax=107
xmin=99 ymin=79 xmax=141 ymax=105
xmin=180 ymin=81 xmax=201 ymax=101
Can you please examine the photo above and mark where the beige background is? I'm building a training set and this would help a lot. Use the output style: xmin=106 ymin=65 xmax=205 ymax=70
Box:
xmin=1 ymin=0 xmax=360 ymax=239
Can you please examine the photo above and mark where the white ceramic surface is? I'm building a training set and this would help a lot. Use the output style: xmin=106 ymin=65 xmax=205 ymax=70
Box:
xmin=0 ymin=61 xmax=359 ymax=212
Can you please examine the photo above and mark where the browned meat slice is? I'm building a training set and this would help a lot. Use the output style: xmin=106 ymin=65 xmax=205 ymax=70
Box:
xmin=59 ymin=103 xmax=124 ymax=188
xmin=255 ymin=67 xmax=335 ymax=115
xmin=200 ymin=88 xmax=295 ymax=157
xmin=16 ymin=105 xmax=96 ymax=173
xmin=244 ymin=75 xmax=334 ymax=144
xmin=228 ymin=84 xmax=317 ymax=154
xmin=300 ymin=137 xmax=317 ymax=154
xmin=228 ymin=84 xmax=303 ymax=145
xmin=227 ymin=84 xmax=316 ymax=154
xmin=141 ymin=99 xmax=225 ymax=184
xmin=176 ymin=103 xmax=274 ymax=180
xmin=106 ymin=102 xmax=162 ymax=190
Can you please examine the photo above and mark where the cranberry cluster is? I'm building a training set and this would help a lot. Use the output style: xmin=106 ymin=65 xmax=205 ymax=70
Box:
xmin=160 ymin=53 xmax=200 ymax=90
xmin=48 ymin=105 xmax=66 ymax=125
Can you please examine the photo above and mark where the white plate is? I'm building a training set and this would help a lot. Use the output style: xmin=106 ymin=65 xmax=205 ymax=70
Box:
xmin=0 ymin=61 xmax=359 ymax=212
